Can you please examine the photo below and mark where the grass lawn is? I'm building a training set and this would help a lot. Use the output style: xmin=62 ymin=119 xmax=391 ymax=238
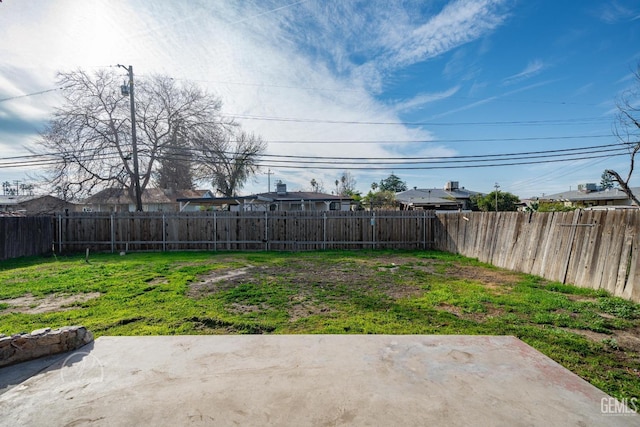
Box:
xmin=0 ymin=250 xmax=639 ymax=401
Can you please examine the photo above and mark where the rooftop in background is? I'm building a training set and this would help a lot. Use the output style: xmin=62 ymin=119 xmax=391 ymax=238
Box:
xmin=543 ymin=185 xmax=640 ymax=202
xmin=396 ymin=181 xmax=482 ymax=210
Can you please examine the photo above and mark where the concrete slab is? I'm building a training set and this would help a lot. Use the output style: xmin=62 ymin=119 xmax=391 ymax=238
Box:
xmin=0 ymin=335 xmax=636 ymax=426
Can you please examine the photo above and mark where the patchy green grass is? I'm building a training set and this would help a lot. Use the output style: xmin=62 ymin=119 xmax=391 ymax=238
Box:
xmin=0 ymin=250 xmax=639 ymax=401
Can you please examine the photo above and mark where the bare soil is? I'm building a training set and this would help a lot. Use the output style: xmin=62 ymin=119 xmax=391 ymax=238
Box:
xmin=0 ymin=292 xmax=101 ymax=314
xmin=185 ymin=256 xmax=639 ymax=356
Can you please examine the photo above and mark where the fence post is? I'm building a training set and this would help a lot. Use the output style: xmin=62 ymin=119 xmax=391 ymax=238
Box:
xmin=422 ymin=211 xmax=426 ymax=250
xmin=162 ymin=213 xmax=166 ymax=252
xmin=213 ymin=211 xmax=217 ymax=251
xmin=323 ymin=212 xmax=327 ymax=250
xmin=264 ymin=210 xmax=268 ymax=251
xmin=371 ymin=212 xmax=376 ymax=249
xmin=110 ymin=213 xmax=115 ymax=253
xmin=57 ymin=214 xmax=63 ymax=254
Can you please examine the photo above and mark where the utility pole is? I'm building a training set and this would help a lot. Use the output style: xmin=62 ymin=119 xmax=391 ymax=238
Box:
xmin=494 ymin=182 xmax=500 ymax=212
xmin=266 ymin=169 xmax=274 ymax=193
xmin=118 ymin=64 xmax=143 ymax=212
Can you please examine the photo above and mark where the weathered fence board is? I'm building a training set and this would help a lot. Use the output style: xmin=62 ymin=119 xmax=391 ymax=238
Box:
xmin=0 ymin=216 xmax=53 ymax=261
xmin=433 ymin=211 xmax=640 ymax=302
xmin=53 ymin=211 xmax=435 ymax=253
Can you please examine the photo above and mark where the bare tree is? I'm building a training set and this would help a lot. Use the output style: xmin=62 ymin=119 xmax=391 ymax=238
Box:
xmin=194 ymin=130 xmax=266 ymax=197
xmin=154 ymin=123 xmax=194 ymax=190
xmin=605 ymin=65 xmax=640 ymax=206
xmin=337 ymin=171 xmax=357 ymax=196
xmin=38 ymin=69 xmax=229 ymax=201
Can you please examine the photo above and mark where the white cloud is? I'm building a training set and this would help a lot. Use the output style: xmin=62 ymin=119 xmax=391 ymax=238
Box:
xmin=393 ymin=87 xmax=461 ymax=113
xmin=388 ymin=0 xmax=509 ymax=68
xmin=502 ymin=59 xmax=546 ymax=86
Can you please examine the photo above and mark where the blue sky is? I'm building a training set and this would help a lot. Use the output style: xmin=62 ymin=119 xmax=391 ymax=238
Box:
xmin=1 ymin=0 xmax=639 ymax=198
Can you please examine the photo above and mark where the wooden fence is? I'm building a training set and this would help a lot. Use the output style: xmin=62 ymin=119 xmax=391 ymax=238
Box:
xmin=433 ymin=210 xmax=640 ymax=302
xmin=0 ymin=216 xmax=54 ymax=261
xmin=54 ymin=211 xmax=435 ymax=252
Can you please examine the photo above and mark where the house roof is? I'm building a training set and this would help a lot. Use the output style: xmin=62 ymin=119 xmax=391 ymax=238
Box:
xmin=254 ymin=191 xmax=351 ymax=202
xmin=395 ymin=188 xmax=481 ymax=206
xmin=176 ymin=191 xmax=353 ymax=206
xmin=542 ymin=187 xmax=640 ymax=202
xmin=84 ymin=188 xmax=211 ymax=205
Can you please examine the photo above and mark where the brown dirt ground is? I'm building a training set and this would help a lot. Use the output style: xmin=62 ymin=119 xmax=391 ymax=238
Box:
xmin=186 ymin=257 xmax=520 ymax=321
xmin=185 ymin=256 xmax=639 ymax=355
xmin=0 ymin=292 xmax=101 ymax=314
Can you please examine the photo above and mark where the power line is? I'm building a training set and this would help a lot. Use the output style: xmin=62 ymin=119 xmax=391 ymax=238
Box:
xmin=223 ymin=113 xmax=612 ymax=127
xmin=0 ymin=87 xmax=62 ymax=103
xmin=262 ymin=134 xmax=614 ymax=144
xmin=0 ymin=142 xmax=625 ymax=165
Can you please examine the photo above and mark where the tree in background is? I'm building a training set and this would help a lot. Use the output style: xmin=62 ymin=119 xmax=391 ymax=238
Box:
xmin=310 ymin=178 xmax=325 ymax=193
xmin=376 ymin=173 xmax=407 ymax=193
xmin=536 ymin=201 xmax=577 ymax=212
xmin=194 ymin=130 xmax=266 ymax=197
xmin=604 ymin=64 xmax=640 ymax=206
xmin=154 ymin=122 xmax=194 ymax=190
xmin=600 ymin=170 xmax=615 ymax=190
xmin=337 ymin=171 xmax=357 ymax=196
xmin=473 ymin=191 xmax=520 ymax=212
xmin=38 ymin=69 xmax=265 ymax=203
xmin=362 ymin=190 xmax=396 ymax=210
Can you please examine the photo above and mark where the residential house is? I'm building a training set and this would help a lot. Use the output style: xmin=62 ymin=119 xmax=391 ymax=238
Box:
xmin=0 ymin=194 xmax=76 ymax=215
xmin=542 ymin=183 xmax=640 ymax=209
xmin=82 ymin=188 xmax=214 ymax=212
xmin=177 ymin=183 xmax=354 ymax=212
xmin=395 ymin=181 xmax=482 ymax=211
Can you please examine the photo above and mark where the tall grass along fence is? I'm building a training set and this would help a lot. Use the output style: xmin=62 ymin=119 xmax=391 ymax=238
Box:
xmin=54 ymin=211 xmax=435 ymax=253
xmin=0 ymin=216 xmax=53 ymax=261
xmin=433 ymin=210 xmax=640 ymax=302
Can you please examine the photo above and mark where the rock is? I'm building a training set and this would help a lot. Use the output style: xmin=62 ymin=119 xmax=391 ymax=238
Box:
xmin=0 ymin=325 xmax=94 ymax=367
xmin=31 ymin=327 xmax=51 ymax=336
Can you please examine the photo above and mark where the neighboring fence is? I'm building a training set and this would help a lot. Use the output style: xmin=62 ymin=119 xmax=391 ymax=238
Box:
xmin=0 ymin=216 xmax=54 ymax=261
xmin=433 ymin=210 xmax=640 ymax=302
xmin=54 ymin=211 xmax=435 ymax=252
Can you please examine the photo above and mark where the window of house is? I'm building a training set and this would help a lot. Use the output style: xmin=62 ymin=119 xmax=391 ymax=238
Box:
xmin=329 ymin=202 xmax=341 ymax=211
xmin=290 ymin=203 xmax=302 ymax=211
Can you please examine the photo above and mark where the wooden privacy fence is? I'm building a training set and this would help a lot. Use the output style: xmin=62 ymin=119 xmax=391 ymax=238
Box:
xmin=0 ymin=216 xmax=54 ymax=261
xmin=433 ymin=210 xmax=640 ymax=302
xmin=54 ymin=211 xmax=435 ymax=253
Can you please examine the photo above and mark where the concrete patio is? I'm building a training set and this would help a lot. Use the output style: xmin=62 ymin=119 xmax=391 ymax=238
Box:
xmin=0 ymin=335 xmax=636 ymax=426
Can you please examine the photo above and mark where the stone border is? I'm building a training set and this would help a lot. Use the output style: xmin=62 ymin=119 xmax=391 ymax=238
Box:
xmin=0 ymin=326 xmax=93 ymax=367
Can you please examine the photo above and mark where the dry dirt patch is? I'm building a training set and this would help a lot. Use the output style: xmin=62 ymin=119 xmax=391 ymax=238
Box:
xmin=564 ymin=326 xmax=640 ymax=354
xmin=187 ymin=266 xmax=254 ymax=298
xmin=447 ymin=265 xmax=520 ymax=289
xmin=0 ymin=292 xmax=101 ymax=314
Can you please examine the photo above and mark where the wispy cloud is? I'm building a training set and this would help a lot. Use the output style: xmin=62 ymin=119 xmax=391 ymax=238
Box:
xmin=432 ymin=79 xmax=557 ymax=118
xmin=393 ymin=87 xmax=461 ymax=113
xmin=502 ymin=59 xmax=546 ymax=85
xmin=596 ymin=1 xmax=640 ymax=23
xmin=388 ymin=0 xmax=510 ymax=68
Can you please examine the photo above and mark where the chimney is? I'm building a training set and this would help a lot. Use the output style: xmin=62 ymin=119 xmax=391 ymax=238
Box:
xmin=276 ymin=182 xmax=287 ymax=196
xmin=445 ymin=181 xmax=459 ymax=191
